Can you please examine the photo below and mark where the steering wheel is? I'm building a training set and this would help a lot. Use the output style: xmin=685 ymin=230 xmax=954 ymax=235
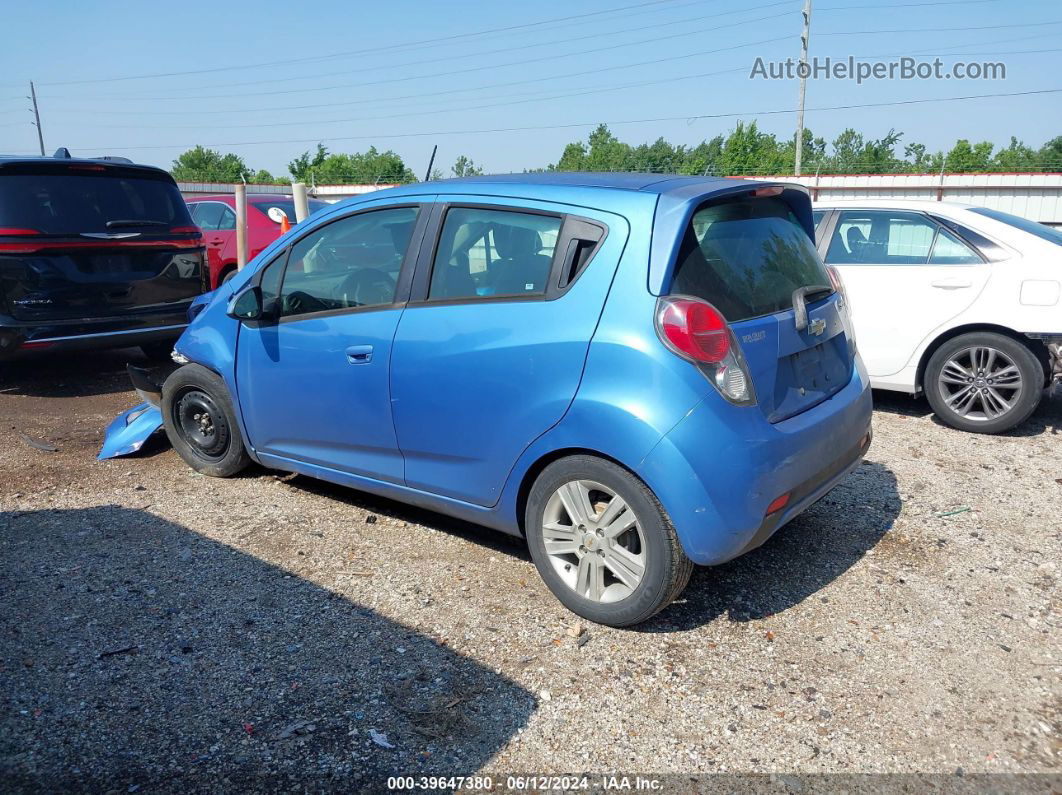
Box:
xmin=283 ymin=290 xmax=329 ymax=316
xmin=335 ymin=268 xmax=397 ymax=307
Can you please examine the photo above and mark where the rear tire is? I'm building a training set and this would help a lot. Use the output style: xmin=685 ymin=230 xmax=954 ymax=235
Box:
xmin=524 ymin=455 xmax=693 ymax=628
xmin=162 ymin=363 xmax=250 ymax=477
xmin=924 ymin=331 xmax=1043 ymax=434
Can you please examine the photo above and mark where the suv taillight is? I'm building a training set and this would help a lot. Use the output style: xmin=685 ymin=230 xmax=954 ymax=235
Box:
xmin=655 ymin=296 xmax=756 ymax=405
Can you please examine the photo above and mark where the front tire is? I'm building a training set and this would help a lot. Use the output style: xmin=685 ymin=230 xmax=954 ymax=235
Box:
xmin=925 ymin=332 xmax=1044 ymax=434
xmin=525 ymin=455 xmax=693 ymax=628
xmin=162 ymin=363 xmax=250 ymax=477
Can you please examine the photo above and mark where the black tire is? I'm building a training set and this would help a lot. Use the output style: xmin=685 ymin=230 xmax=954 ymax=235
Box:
xmin=524 ymin=455 xmax=693 ymax=628
xmin=140 ymin=340 xmax=176 ymax=362
xmin=161 ymin=363 xmax=251 ymax=477
xmin=924 ymin=331 xmax=1044 ymax=434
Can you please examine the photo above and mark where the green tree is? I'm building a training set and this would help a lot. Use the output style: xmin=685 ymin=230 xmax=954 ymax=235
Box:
xmin=992 ymin=137 xmax=1038 ymax=171
xmin=451 ymin=155 xmax=483 ymax=177
xmin=171 ymin=146 xmax=252 ymax=182
xmin=943 ymin=139 xmax=994 ymax=172
xmin=287 ymin=144 xmax=414 ymax=184
xmin=717 ymin=121 xmax=787 ymax=175
xmin=1036 ymin=136 xmax=1062 ymax=170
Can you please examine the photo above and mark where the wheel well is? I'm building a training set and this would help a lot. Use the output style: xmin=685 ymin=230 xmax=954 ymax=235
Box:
xmin=915 ymin=323 xmax=1050 ymax=391
xmin=215 ymin=262 xmax=238 ymax=287
xmin=513 ymin=447 xmax=633 ymax=538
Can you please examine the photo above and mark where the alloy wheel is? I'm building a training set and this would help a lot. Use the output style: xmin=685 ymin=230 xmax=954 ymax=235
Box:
xmin=937 ymin=345 xmax=1023 ymax=422
xmin=541 ymin=479 xmax=646 ymax=603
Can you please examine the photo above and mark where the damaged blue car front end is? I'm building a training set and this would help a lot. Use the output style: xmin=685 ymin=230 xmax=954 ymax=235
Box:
xmin=96 ymin=360 xmax=171 ymax=460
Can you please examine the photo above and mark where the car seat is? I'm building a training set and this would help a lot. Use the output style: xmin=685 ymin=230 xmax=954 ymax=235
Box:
xmin=490 ymin=225 xmax=553 ymax=294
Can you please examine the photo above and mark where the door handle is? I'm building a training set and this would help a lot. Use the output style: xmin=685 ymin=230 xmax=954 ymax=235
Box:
xmin=345 ymin=344 xmax=373 ymax=364
xmin=210 ymin=237 xmax=224 ymax=245
xmin=931 ymin=278 xmax=972 ymax=289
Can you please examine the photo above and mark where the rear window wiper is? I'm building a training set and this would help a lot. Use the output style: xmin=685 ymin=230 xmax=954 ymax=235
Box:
xmin=792 ymin=284 xmax=833 ymax=331
xmin=105 ymin=219 xmax=170 ymax=228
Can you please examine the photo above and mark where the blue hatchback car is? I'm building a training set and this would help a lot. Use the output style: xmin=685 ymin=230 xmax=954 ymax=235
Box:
xmin=101 ymin=173 xmax=873 ymax=627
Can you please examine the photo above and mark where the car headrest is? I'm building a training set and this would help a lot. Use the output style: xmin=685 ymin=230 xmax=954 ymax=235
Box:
xmin=493 ymin=225 xmax=541 ymax=259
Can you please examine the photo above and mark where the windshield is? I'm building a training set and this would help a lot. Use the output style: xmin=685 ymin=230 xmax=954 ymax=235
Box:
xmin=671 ymin=196 xmax=830 ymax=321
xmin=0 ymin=172 xmax=190 ymax=234
xmin=251 ymin=198 xmax=329 ymax=223
xmin=967 ymin=207 xmax=1062 ymax=246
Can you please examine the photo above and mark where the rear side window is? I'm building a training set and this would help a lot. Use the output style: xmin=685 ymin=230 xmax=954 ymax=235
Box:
xmin=0 ymin=172 xmax=191 ymax=234
xmin=252 ymin=198 xmax=329 ymax=224
xmin=429 ymin=207 xmax=561 ymax=300
xmin=671 ymin=196 xmax=829 ymax=322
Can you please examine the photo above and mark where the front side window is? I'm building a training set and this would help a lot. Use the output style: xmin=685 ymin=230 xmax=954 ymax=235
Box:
xmin=278 ymin=206 xmax=418 ymax=317
xmin=191 ymin=202 xmax=228 ymax=231
xmin=826 ymin=210 xmax=939 ymax=265
xmin=671 ymin=196 xmax=829 ymax=322
xmin=429 ymin=207 xmax=561 ymax=300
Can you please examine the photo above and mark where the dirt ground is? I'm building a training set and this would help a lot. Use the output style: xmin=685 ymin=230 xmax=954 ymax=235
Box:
xmin=0 ymin=348 xmax=1059 ymax=790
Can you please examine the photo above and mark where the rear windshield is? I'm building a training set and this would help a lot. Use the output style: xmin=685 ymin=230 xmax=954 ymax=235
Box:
xmin=251 ymin=198 xmax=329 ymax=223
xmin=0 ymin=172 xmax=191 ymax=234
xmin=671 ymin=196 xmax=830 ymax=322
xmin=967 ymin=207 xmax=1062 ymax=246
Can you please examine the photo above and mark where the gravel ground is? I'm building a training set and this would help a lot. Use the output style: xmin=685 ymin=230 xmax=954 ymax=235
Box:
xmin=0 ymin=349 xmax=1059 ymax=790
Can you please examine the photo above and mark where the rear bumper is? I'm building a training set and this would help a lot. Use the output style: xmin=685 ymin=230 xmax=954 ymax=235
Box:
xmin=638 ymin=358 xmax=874 ymax=565
xmin=0 ymin=312 xmax=187 ymax=360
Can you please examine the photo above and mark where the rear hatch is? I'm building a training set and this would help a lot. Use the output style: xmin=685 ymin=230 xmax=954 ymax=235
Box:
xmin=0 ymin=161 xmax=206 ymax=322
xmin=669 ymin=190 xmax=855 ymax=422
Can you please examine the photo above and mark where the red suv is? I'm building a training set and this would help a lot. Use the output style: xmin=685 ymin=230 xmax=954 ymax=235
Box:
xmin=186 ymin=194 xmax=329 ymax=288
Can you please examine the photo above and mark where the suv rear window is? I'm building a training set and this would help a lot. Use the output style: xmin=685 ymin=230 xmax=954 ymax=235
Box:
xmin=671 ymin=196 xmax=830 ymax=322
xmin=0 ymin=171 xmax=191 ymax=234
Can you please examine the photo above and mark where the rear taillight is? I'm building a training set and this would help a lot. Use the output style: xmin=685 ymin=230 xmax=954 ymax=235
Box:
xmin=0 ymin=228 xmax=41 ymax=236
xmin=170 ymin=225 xmax=202 ymax=236
xmin=826 ymin=265 xmax=847 ymax=305
xmin=655 ymin=296 xmax=756 ymax=405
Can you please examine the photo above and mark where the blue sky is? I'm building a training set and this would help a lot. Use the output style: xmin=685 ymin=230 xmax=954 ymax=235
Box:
xmin=1 ymin=0 xmax=1060 ymax=177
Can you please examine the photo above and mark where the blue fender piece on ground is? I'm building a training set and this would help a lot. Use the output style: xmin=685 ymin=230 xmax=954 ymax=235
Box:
xmin=97 ymin=403 xmax=165 ymax=460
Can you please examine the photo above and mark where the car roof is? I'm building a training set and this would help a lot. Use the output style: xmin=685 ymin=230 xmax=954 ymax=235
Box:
xmin=385 ymin=172 xmax=748 ymax=197
xmin=0 ymin=153 xmax=168 ymax=177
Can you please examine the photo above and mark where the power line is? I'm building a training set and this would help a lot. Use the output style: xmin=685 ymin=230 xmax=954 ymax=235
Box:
xmin=39 ymin=10 xmax=794 ymax=104
xmin=42 ymin=0 xmax=796 ymax=99
xmin=818 ymin=19 xmax=1062 ymax=35
xmin=53 ymin=87 xmax=1062 ymax=151
xmin=819 ymin=0 xmax=1001 ymax=8
xmin=31 ymin=0 xmax=695 ymax=87
xmin=40 ymin=34 xmax=793 ymax=117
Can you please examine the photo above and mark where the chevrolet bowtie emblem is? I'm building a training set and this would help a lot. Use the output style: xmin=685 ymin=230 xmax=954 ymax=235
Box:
xmin=808 ymin=318 xmax=826 ymax=336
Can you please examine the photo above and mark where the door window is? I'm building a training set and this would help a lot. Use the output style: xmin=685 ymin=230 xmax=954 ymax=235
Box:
xmin=191 ymin=202 xmax=229 ymax=231
xmin=429 ymin=207 xmax=561 ymax=300
xmin=278 ymin=207 xmax=418 ymax=317
xmin=825 ymin=211 xmax=939 ymax=265
xmin=928 ymin=227 xmax=982 ymax=265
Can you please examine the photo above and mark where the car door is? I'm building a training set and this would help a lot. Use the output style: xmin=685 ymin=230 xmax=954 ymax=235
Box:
xmin=389 ymin=198 xmax=628 ymax=507
xmin=234 ymin=202 xmax=428 ymax=483
xmin=190 ymin=201 xmax=235 ymax=280
xmin=822 ymin=209 xmax=990 ymax=377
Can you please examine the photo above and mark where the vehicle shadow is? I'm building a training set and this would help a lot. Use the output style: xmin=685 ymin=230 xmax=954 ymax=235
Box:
xmin=0 ymin=506 xmax=534 ymax=790
xmin=0 ymin=348 xmax=176 ymax=399
xmin=270 ymin=461 xmax=899 ymax=635
xmin=872 ymin=385 xmax=1061 ymax=437
xmin=640 ymin=459 xmax=901 ymax=632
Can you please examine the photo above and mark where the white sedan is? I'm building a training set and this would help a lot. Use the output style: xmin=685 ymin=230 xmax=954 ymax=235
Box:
xmin=812 ymin=199 xmax=1061 ymax=433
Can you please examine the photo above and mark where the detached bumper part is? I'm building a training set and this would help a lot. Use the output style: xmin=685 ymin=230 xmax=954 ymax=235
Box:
xmin=97 ymin=366 xmax=166 ymax=460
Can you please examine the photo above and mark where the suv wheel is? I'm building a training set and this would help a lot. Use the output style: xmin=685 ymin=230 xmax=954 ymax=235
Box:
xmin=925 ymin=332 xmax=1044 ymax=434
xmin=525 ymin=456 xmax=692 ymax=627
xmin=162 ymin=363 xmax=250 ymax=477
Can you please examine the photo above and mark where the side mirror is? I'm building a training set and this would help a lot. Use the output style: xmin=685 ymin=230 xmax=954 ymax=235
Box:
xmin=228 ymin=285 xmax=263 ymax=320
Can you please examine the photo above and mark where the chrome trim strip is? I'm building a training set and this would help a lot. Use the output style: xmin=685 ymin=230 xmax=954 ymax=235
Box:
xmin=27 ymin=324 xmax=187 ymax=343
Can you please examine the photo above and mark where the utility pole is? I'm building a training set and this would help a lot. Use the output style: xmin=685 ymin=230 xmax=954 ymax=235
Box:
xmin=793 ymin=0 xmax=812 ymax=176
xmin=29 ymin=81 xmax=45 ymax=156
